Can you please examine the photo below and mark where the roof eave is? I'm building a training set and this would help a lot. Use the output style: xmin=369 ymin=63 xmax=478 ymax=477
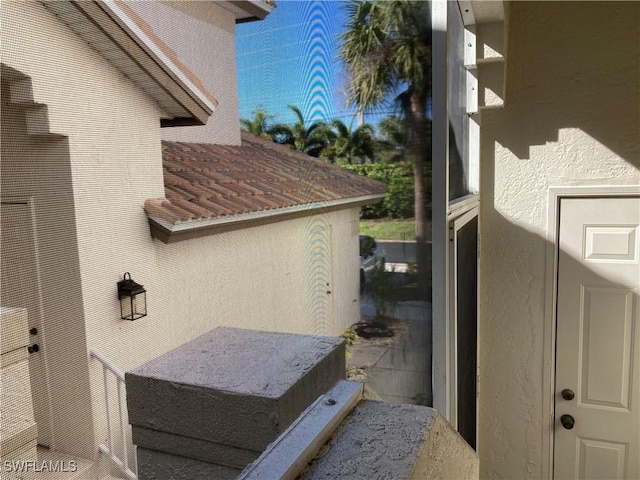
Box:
xmin=221 ymin=1 xmax=275 ymax=23
xmin=46 ymin=1 xmax=216 ymax=126
xmin=146 ymin=194 xmax=386 ymax=244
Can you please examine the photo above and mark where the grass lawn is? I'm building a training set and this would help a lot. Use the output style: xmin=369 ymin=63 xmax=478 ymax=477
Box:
xmin=360 ymin=218 xmax=422 ymax=241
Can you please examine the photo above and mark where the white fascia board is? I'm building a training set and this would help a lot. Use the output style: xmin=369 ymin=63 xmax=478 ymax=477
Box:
xmin=102 ymin=0 xmax=217 ymax=113
xmin=150 ymin=193 xmax=386 ymax=233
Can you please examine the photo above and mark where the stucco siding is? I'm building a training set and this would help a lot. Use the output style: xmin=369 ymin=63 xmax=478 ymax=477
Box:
xmin=3 ymin=0 xmax=363 ymax=465
xmin=478 ymin=2 xmax=639 ymax=478
xmin=129 ymin=1 xmax=242 ymax=145
xmin=104 ymin=207 xmax=361 ymax=372
xmin=2 ymin=0 xmax=169 ymax=459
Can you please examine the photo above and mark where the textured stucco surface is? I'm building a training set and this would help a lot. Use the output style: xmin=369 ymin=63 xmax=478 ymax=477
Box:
xmin=478 ymin=2 xmax=639 ymax=478
xmin=2 ymin=0 xmax=166 ymax=457
xmin=413 ymin=414 xmax=479 ymax=480
xmin=132 ymin=425 xmax=259 ymax=468
xmin=303 ymin=402 xmax=478 ymax=479
xmin=136 ymin=447 xmax=240 ymax=480
xmin=126 ymin=327 xmax=345 ymax=452
xmin=130 ymin=1 xmax=241 ymax=145
xmin=2 ymin=0 xmax=363 ymax=463
xmin=303 ymin=402 xmax=435 ymax=479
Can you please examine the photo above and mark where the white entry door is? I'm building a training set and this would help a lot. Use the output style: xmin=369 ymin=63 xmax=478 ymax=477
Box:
xmin=1 ymin=201 xmax=53 ymax=447
xmin=554 ymin=196 xmax=640 ymax=479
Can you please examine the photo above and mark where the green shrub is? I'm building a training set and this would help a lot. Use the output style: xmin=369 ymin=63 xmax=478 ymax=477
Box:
xmin=343 ymin=161 xmax=430 ymax=219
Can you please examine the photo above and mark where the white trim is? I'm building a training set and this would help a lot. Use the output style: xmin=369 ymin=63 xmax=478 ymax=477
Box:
xmin=431 ymin=0 xmax=450 ymax=417
xmin=458 ymin=0 xmax=476 ymax=26
xmin=1 ymin=196 xmax=55 ymax=447
xmin=468 ymin=115 xmax=480 ymax=193
xmin=543 ymin=185 xmax=640 ymax=479
xmin=149 ymin=194 xmax=386 ymax=233
xmin=102 ymin=1 xmax=217 ymax=113
xmin=90 ymin=349 xmax=137 ymax=479
xmin=448 ymin=194 xmax=479 ymax=219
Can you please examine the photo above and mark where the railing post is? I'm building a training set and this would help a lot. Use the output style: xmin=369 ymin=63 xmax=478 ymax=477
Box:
xmin=117 ymin=379 xmax=129 ymax=472
xmin=91 ymin=349 xmax=137 ymax=480
xmin=102 ymin=364 xmax=114 ymax=454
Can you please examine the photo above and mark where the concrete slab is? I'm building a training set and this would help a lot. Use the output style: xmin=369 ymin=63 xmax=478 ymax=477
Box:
xmin=126 ymin=327 xmax=345 ymax=452
xmin=131 ymin=426 xmax=260 ymax=469
xmin=375 ymin=347 xmax=429 ymax=370
xmin=381 ymin=393 xmax=421 ymax=405
xmin=365 ymin=367 xmax=430 ymax=400
xmin=136 ymin=447 xmax=240 ymax=480
xmin=346 ymin=345 xmax=388 ymax=368
xmin=350 ymin=300 xmax=432 ymax=404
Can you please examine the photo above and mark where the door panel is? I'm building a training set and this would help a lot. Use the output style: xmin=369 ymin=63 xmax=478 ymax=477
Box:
xmin=554 ymin=197 xmax=639 ymax=480
xmin=579 ymin=286 xmax=634 ymax=410
xmin=1 ymin=201 xmax=53 ymax=446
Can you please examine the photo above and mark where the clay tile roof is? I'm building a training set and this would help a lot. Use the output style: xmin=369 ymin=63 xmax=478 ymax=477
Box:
xmin=146 ymin=131 xmax=386 ymax=225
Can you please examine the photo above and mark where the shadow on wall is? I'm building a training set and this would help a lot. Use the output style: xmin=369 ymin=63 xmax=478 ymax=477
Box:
xmin=474 ymin=4 xmax=640 ymax=472
xmin=496 ymin=1 xmax=639 ymax=164
xmin=477 ymin=187 xmax=639 ymax=476
xmin=475 ymin=7 xmax=639 ymax=476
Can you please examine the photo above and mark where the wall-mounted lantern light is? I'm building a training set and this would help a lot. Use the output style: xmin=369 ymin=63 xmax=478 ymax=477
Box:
xmin=118 ymin=272 xmax=147 ymax=320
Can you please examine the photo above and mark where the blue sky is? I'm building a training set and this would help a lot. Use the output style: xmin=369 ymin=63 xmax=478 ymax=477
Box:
xmin=236 ymin=1 xmax=399 ymax=129
xmin=235 ymin=0 xmax=435 ymax=133
xmin=236 ymin=1 xmax=349 ymax=126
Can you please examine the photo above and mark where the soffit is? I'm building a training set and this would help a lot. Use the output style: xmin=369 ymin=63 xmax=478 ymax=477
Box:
xmin=469 ymin=1 xmax=504 ymax=24
xmin=219 ymin=1 xmax=275 ymax=23
xmin=43 ymin=1 xmax=216 ymax=126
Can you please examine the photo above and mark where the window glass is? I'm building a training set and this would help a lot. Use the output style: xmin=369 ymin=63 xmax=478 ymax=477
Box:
xmin=447 ymin=2 xmax=470 ymax=200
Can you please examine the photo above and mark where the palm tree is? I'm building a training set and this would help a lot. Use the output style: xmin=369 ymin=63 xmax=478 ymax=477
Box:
xmin=323 ymin=119 xmax=376 ymax=164
xmin=270 ymin=105 xmax=332 ymax=157
xmin=240 ymin=106 xmax=275 ymax=139
xmin=340 ymin=0 xmax=431 ymax=295
xmin=378 ymin=115 xmax=408 ymax=162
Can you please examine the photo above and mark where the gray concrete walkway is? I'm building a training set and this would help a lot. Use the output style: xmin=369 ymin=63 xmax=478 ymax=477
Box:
xmin=348 ymin=299 xmax=432 ymax=405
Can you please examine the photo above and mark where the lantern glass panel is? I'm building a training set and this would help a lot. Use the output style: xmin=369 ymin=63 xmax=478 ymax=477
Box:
xmin=120 ymin=291 xmax=146 ymax=320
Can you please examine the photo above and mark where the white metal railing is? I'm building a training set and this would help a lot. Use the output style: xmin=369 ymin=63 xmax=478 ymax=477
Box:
xmin=90 ymin=349 xmax=137 ymax=480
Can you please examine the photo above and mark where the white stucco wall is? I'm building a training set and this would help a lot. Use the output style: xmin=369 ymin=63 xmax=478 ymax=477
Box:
xmin=89 ymin=207 xmax=361 ymax=372
xmin=129 ymin=0 xmax=242 ymax=145
xmin=478 ymin=2 xmax=639 ymax=478
xmin=3 ymin=0 xmax=361 ymax=465
xmin=2 ymin=0 xmax=167 ymax=459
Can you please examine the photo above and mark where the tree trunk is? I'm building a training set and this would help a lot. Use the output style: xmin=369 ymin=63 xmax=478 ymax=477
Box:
xmin=410 ymin=90 xmax=430 ymax=299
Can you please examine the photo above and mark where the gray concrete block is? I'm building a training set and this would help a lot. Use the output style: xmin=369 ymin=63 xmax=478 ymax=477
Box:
xmin=126 ymin=327 xmax=345 ymax=452
xmin=136 ymin=447 xmax=241 ymax=480
xmin=132 ymin=426 xmax=260 ymax=469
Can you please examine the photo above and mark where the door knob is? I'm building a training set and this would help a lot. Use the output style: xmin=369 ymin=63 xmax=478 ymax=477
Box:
xmin=561 ymin=389 xmax=575 ymax=401
xmin=560 ymin=414 xmax=575 ymax=430
xmin=28 ymin=344 xmax=39 ymax=354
